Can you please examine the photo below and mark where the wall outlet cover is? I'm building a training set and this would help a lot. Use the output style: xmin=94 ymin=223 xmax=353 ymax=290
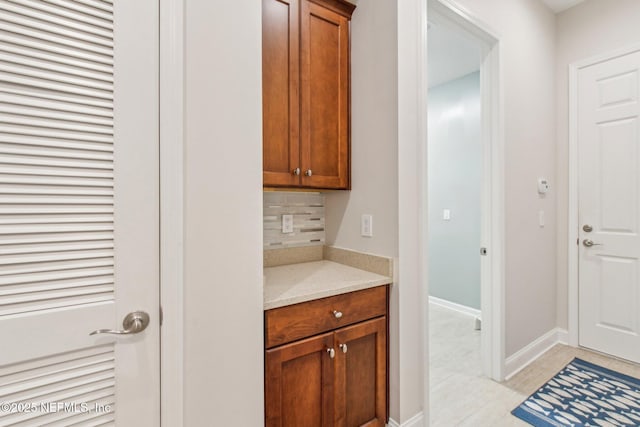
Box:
xmin=361 ymin=214 xmax=373 ymax=237
xmin=282 ymin=214 xmax=294 ymax=233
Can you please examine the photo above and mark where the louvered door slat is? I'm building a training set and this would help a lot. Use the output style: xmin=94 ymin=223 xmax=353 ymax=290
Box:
xmin=0 ymin=146 xmax=113 ymax=162
xmin=9 ymin=0 xmax=113 ymax=30
xmin=0 ymin=72 xmax=111 ymax=99
xmin=58 ymin=0 xmax=112 ymax=14
xmin=0 ymin=23 xmax=112 ymax=60
xmin=0 ymin=33 xmax=113 ymax=66
xmin=0 ymin=213 xmax=114 ymax=225
xmin=0 ymin=83 xmax=113 ymax=109
xmin=0 ymin=369 xmax=115 ymax=406
xmin=0 ymin=266 xmax=113 ymax=287
xmin=0 ymin=231 xmax=113 ymax=245
xmin=0 ymin=125 xmax=113 ymax=143
xmin=41 ymin=0 xmax=113 ymax=22
xmin=2 ymin=92 xmax=113 ymax=118
xmin=1 ymin=5 xmax=113 ymax=46
xmin=0 ymin=52 xmax=113 ymax=84
xmin=0 ymin=345 xmax=114 ymax=393
xmin=0 ymin=106 xmax=113 ymax=129
xmin=0 ymin=134 xmax=113 ymax=152
xmin=0 ymin=205 xmax=113 ymax=214
xmin=0 ymin=41 xmax=113 ymax=76
xmin=0 ymin=275 xmax=113 ymax=295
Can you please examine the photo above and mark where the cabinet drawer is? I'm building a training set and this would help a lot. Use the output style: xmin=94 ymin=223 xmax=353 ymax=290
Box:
xmin=265 ymin=285 xmax=387 ymax=348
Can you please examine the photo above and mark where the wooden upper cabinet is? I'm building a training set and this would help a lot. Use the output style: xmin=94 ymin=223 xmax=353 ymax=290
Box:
xmin=263 ymin=0 xmax=354 ymax=189
xmin=263 ymin=0 xmax=300 ymax=187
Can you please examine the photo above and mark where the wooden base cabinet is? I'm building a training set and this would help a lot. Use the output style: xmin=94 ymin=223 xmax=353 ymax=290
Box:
xmin=265 ymin=286 xmax=389 ymax=427
xmin=334 ymin=318 xmax=386 ymax=427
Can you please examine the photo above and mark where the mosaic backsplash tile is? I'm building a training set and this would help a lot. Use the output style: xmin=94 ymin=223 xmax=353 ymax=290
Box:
xmin=264 ymin=192 xmax=325 ymax=249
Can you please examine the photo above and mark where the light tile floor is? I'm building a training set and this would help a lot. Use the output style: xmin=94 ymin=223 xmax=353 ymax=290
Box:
xmin=428 ymin=302 xmax=640 ymax=426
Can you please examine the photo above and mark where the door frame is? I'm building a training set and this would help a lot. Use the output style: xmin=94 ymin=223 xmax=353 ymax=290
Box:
xmin=567 ymin=42 xmax=640 ymax=347
xmin=426 ymin=0 xmax=505 ymax=381
xmin=159 ymin=0 xmax=185 ymax=424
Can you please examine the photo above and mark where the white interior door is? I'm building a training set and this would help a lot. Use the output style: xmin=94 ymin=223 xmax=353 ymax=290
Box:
xmin=0 ymin=0 xmax=160 ymax=425
xmin=578 ymin=49 xmax=640 ymax=364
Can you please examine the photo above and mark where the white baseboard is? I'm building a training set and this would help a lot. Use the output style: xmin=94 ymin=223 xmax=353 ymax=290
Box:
xmin=388 ymin=412 xmax=425 ymax=427
xmin=504 ymin=328 xmax=569 ymax=380
xmin=429 ymin=296 xmax=481 ymax=318
xmin=557 ymin=328 xmax=569 ymax=345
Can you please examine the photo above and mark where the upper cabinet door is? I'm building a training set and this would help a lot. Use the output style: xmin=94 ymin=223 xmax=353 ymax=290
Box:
xmin=300 ymin=0 xmax=350 ymax=189
xmin=263 ymin=0 xmax=301 ymax=187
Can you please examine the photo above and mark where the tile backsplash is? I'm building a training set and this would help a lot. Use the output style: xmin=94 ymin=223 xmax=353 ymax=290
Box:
xmin=263 ymin=192 xmax=325 ymax=249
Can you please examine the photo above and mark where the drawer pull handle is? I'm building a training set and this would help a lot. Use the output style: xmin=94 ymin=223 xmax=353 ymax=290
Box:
xmin=333 ymin=310 xmax=343 ymax=319
xmin=339 ymin=343 xmax=348 ymax=354
xmin=327 ymin=348 xmax=335 ymax=359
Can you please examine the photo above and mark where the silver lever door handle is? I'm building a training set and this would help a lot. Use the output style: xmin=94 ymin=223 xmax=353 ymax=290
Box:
xmin=90 ymin=311 xmax=150 ymax=336
xmin=583 ymin=239 xmax=602 ymax=247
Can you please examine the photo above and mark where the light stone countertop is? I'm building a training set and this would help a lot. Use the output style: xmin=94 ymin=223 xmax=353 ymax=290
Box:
xmin=264 ymin=260 xmax=392 ymax=310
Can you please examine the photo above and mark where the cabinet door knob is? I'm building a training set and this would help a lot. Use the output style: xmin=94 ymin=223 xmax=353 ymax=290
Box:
xmin=333 ymin=310 xmax=343 ymax=319
xmin=292 ymin=167 xmax=301 ymax=176
xmin=327 ymin=348 xmax=335 ymax=359
xmin=339 ymin=343 xmax=348 ymax=354
xmin=305 ymin=169 xmax=313 ymax=177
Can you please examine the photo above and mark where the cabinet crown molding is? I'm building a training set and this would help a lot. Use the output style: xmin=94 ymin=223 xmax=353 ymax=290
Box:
xmin=308 ymin=0 xmax=356 ymax=19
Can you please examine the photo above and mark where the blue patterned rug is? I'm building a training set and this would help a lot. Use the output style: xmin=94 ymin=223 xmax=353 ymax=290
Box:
xmin=512 ymin=358 xmax=640 ymax=427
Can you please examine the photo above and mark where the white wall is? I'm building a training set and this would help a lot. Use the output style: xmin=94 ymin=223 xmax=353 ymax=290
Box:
xmin=325 ymin=0 xmax=405 ymax=419
xmin=428 ymin=72 xmax=482 ymax=310
xmin=183 ymin=1 xmax=264 ymax=425
xmin=325 ymin=3 xmax=398 ymax=259
xmin=325 ymin=0 xmax=427 ymax=423
xmin=397 ymin=0 xmax=429 ymax=423
xmin=435 ymin=0 xmax=557 ymax=357
xmin=556 ymin=0 xmax=640 ymax=330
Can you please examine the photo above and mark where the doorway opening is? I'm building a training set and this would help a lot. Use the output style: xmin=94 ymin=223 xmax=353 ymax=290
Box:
xmin=427 ymin=12 xmax=484 ymax=413
xmin=426 ymin=1 xmax=504 ymax=422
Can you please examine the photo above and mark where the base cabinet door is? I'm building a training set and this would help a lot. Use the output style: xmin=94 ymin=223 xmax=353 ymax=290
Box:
xmin=334 ymin=318 xmax=387 ymax=427
xmin=265 ymin=332 xmax=335 ymax=427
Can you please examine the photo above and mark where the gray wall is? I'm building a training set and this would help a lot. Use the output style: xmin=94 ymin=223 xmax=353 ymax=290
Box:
xmin=428 ymin=72 xmax=481 ymax=310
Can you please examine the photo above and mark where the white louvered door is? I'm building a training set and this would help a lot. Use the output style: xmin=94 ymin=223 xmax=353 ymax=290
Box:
xmin=0 ymin=0 xmax=160 ymax=425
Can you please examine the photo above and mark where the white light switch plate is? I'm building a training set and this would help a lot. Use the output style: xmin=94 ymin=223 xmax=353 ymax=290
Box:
xmin=361 ymin=214 xmax=373 ymax=237
xmin=443 ymin=209 xmax=451 ymax=221
xmin=282 ymin=214 xmax=294 ymax=233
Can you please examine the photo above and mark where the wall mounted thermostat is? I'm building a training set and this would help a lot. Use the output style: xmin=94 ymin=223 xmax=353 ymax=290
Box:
xmin=537 ymin=178 xmax=550 ymax=194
